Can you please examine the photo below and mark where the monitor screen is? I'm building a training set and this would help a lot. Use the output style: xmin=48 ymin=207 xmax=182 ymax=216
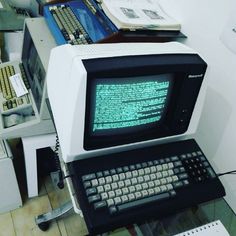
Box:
xmin=90 ymin=74 xmax=173 ymax=136
xmin=22 ymin=29 xmax=46 ymax=112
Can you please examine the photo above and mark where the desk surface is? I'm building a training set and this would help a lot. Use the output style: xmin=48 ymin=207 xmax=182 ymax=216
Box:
xmin=103 ymin=198 xmax=235 ymax=235
xmin=66 ymin=174 xmax=235 ymax=236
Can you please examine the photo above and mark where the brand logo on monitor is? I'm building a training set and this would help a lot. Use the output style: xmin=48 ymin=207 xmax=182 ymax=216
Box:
xmin=188 ymin=74 xmax=204 ymax=79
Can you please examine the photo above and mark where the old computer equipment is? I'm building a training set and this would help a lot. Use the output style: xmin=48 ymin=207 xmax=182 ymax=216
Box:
xmin=0 ymin=17 xmax=57 ymax=139
xmin=43 ymin=0 xmax=114 ymax=45
xmin=44 ymin=0 xmax=185 ymax=46
xmin=0 ymin=139 xmax=22 ymax=213
xmin=46 ymin=42 xmax=225 ymax=234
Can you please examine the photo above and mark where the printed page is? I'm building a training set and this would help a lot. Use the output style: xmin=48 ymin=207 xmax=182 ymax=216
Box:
xmin=175 ymin=220 xmax=230 ymax=236
xmin=101 ymin=0 xmax=180 ymax=30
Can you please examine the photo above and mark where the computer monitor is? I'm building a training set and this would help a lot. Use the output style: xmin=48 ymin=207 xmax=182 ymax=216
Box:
xmin=0 ymin=18 xmax=57 ymax=138
xmin=47 ymin=42 xmax=207 ymax=163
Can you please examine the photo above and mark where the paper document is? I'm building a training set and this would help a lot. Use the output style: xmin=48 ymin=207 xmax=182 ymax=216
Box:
xmin=9 ymin=73 xmax=28 ymax=97
xmin=101 ymin=0 xmax=181 ymax=31
xmin=175 ymin=220 xmax=230 ymax=236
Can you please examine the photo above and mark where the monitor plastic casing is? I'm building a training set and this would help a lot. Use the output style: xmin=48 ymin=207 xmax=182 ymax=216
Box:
xmin=47 ymin=42 xmax=207 ymax=163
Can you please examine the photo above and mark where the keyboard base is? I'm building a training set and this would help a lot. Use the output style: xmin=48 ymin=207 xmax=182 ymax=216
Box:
xmin=68 ymin=139 xmax=225 ymax=235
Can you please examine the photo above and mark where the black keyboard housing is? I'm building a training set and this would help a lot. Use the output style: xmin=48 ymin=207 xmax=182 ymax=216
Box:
xmin=68 ymin=139 xmax=225 ymax=235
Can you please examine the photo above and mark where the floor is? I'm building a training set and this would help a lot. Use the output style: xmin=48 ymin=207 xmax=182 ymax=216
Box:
xmin=0 ymin=139 xmax=236 ymax=236
xmin=0 ymin=139 xmax=89 ymax=236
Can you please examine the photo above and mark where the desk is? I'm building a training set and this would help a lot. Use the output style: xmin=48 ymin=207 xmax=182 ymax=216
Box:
xmin=38 ymin=180 xmax=236 ymax=236
xmin=22 ymin=133 xmax=57 ymax=198
xmin=129 ymin=198 xmax=235 ymax=236
xmin=34 ymin=159 xmax=236 ymax=235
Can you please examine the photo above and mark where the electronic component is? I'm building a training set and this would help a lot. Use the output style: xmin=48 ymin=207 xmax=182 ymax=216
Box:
xmin=0 ymin=18 xmax=56 ymax=139
xmin=68 ymin=139 xmax=225 ymax=234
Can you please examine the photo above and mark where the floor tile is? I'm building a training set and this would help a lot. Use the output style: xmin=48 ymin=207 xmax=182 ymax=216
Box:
xmin=11 ymin=195 xmax=61 ymax=236
xmin=0 ymin=212 xmax=16 ymax=236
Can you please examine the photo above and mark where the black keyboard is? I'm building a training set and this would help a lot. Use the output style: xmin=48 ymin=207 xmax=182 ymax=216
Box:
xmin=68 ymin=139 xmax=225 ymax=235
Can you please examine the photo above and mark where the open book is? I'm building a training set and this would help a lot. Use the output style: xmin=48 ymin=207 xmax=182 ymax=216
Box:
xmin=100 ymin=0 xmax=181 ymax=31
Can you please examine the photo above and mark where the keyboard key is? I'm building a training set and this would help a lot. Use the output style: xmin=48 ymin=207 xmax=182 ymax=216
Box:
xmin=171 ymin=156 xmax=179 ymax=161
xmin=97 ymin=186 xmax=104 ymax=193
xmin=131 ymin=178 xmax=138 ymax=185
xmin=101 ymin=192 xmax=108 ymax=200
xmin=144 ymin=175 xmax=150 ymax=182
xmin=82 ymin=173 xmax=96 ymax=182
xmin=148 ymin=161 xmax=153 ymax=166
xmin=147 ymin=189 xmax=154 ymax=196
xmin=107 ymin=199 xmax=114 ymax=206
xmin=148 ymin=181 xmax=155 ymax=188
xmin=98 ymin=177 xmax=105 ymax=185
xmin=125 ymin=171 xmax=132 ymax=178
xmin=118 ymin=181 xmax=125 ymax=188
xmin=108 ymin=191 xmax=115 ymax=198
xmin=122 ymin=187 xmax=129 ymax=195
xmin=94 ymin=201 xmax=106 ymax=210
xmin=124 ymin=179 xmax=131 ymax=187
xmin=116 ymin=192 xmax=170 ymax=214
xmin=174 ymin=161 xmax=182 ymax=167
xmin=88 ymin=194 xmax=100 ymax=203
xmin=116 ymin=167 xmax=123 ymax=173
xmin=109 ymin=206 xmax=117 ymax=214
xmin=141 ymin=183 xmax=148 ymax=189
xmin=138 ymin=169 xmax=144 ymax=176
xmin=144 ymin=167 xmax=151 ymax=174
xmin=96 ymin=172 xmax=103 ymax=178
xmin=141 ymin=162 xmax=148 ymax=168
xmin=121 ymin=195 xmax=129 ymax=203
xmin=128 ymin=193 xmax=135 ymax=201
xmin=111 ymin=182 xmax=118 ymax=190
xmin=91 ymin=179 xmax=98 ymax=187
xmin=173 ymin=181 xmax=183 ymax=188
xmin=104 ymin=184 xmax=111 ymax=192
xmin=179 ymin=173 xmax=188 ymax=179
xmin=114 ymin=197 xmax=122 ymax=205
xmin=207 ymin=167 xmax=216 ymax=178
xmin=129 ymin=165 xmax=136 ymax=170
xmin=83 ymin=181 xmax=91 ymax=189
xmin=119 ymin=173 xmax=125 ymax=180
xmin=137 ymin=176 xmax=144 ymax=183
xmin=103 ymin=170 xmax=110 ymax=176
xmin=86 ymin=188 xmax=97 ymax=196
xmin=132 ymin=170 xmax=138 ymax=177
xmin=134 ymin=192 xmax=142 ymax=199
xmin=105 ymin=176 xmax=112 ymax=184
xmin=115 ymin=189 xmax=122 ymax=196
xmin=110 ymin=169 xmax=116 ymax=175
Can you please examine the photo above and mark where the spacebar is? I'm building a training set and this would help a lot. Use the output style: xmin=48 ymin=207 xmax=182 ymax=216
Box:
xmin=118 ymin=192 xmax=170 ymax=212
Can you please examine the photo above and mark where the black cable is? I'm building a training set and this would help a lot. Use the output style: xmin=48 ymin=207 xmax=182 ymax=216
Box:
xmin=217 ymin=170 xmax=236 ymax=177
xmin=45 ymin=99 xmax=64 ymax=189
xmin=54 ymin=135 xmax=64 ymax=189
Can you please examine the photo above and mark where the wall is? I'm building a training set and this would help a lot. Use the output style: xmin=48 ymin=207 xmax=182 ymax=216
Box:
xmin=160 ymin=0 xmax=236 ymax=212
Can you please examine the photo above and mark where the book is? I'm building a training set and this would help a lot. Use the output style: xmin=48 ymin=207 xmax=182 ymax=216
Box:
xmin=174 ymin=220 xmax=230 ymax=236
xmin=100 ymin=0 xmax=181 ymax=31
